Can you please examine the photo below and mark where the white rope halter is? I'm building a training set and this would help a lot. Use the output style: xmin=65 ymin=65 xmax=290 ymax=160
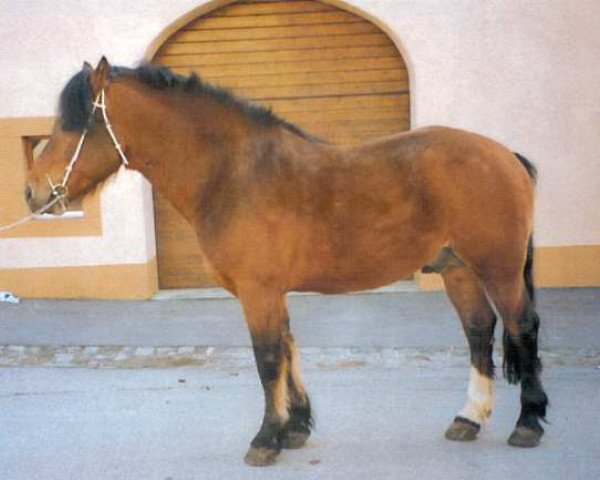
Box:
xmin=0 ymin=88 xmax=129 ymax=233
xmin=47 ymin=89 xmax=129 ymax=208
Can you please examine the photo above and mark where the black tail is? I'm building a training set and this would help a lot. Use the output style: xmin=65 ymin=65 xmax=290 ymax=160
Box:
xmin=503 ymin=154 xmax=538 ymax=384
xmin=524 ymin=235 xmax=535 ymax=305
xmin=503 ymin=234 xmax=537 ymax=384
xmin=514 ymin=152 xmax=538 ymax=184
xmin=513 ymin=152 xmax=537 ymax=305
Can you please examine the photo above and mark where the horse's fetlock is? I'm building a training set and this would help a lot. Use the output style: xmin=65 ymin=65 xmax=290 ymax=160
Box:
xmin=286 ymin=405 xmax=313 ymax=432
xmin=522 ymin=389 xmax=548 ymax=415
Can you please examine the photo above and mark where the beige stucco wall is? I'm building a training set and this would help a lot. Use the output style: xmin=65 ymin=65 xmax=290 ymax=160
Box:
xmin=0 ymin=0 xmax=598 ymax=278
xmin=351 ymin=0 xmax=600 ymax=247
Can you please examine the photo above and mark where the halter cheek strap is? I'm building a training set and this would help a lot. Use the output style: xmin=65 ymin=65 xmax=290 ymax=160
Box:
xmin=93 ymin=90 xmax=129 ymax=167
xmin=0 ymin=88 xmax=129 ymax=232
xmin=47 ymin=89 xmax=129 ymax=212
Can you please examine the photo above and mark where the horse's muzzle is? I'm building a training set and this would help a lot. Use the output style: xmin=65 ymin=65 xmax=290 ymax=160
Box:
xmin=24 ymin=185 xmax=37 ymax=212
xmin=24 ymin=184 xmax=62 ymax=214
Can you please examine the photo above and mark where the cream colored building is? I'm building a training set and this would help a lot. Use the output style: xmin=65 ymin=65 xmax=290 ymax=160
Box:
xmin=1 ymin=0 xmax=598 ymax=299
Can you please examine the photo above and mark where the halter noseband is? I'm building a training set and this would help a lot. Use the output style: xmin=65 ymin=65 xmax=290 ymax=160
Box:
xmin=47 ymin=89 xmax=129 ymax=212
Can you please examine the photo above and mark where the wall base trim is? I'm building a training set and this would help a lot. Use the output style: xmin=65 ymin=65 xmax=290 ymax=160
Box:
xmin=0 ymin=257 xmax=158 ymax=299
xmin=418 ymin=244 xmax=600 ymax=291
xmin=1 ymin=245 xmax=597 ymax=299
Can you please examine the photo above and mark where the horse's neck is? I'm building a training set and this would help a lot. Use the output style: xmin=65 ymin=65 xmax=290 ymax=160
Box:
xmin=108 ymin=82 xmax=242 ymax=223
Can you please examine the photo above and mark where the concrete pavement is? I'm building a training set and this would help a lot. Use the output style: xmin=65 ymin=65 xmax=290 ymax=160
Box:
xmin=1 ymin=288 xmax=599 ymax=479
xmin=1 ymin=289 xmax=599 ymax=350
xmin=2 ymin=365 xmax=600 ymax=480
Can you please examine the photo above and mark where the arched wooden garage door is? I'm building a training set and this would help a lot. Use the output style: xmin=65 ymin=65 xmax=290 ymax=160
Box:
xmin=151 ymin=0 xmax=410 ymax=289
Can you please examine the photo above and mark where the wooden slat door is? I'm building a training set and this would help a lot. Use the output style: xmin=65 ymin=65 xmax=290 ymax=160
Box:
xmin=152 ymin=0 xmax=410 ymax=289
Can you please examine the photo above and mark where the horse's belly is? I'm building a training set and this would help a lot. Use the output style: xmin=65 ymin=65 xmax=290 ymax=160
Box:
xmin=292 ymin=231 xmax=440 ymax=294
xmin=295 ymin=267 xmax=413 ymax=294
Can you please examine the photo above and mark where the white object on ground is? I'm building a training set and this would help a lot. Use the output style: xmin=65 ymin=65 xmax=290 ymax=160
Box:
xmin=0 ymin=291 xmax=20 ymax=304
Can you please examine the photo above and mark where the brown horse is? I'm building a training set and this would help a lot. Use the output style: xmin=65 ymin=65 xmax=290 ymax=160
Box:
xmin=26 ymin=58 xmax=548 ymax=466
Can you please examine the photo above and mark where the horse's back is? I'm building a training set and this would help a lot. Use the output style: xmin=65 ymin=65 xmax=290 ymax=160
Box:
xmin=341 ymin=125 xmax=535 ymax=233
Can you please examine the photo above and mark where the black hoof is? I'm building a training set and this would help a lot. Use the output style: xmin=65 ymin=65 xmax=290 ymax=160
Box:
xmin=507 ymin=426 xmax=542 ymax=448
xmin=445 ymin=416 xmax=481 ymax=442
xmin=244 ymin=447 xmax=280 ymax=466
xmin=281 ymin=429 xmax=310 ymax=449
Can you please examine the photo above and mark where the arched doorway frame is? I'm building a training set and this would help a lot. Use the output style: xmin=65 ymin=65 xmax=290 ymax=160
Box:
xmin=143 ymin=0 xmax=415 ymax=126
xmin=144 ymin=0 xmax=423 ymax=291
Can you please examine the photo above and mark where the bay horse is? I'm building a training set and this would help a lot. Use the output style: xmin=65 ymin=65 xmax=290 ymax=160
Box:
xmin=26 ymin=58 xmax=548 ymax=466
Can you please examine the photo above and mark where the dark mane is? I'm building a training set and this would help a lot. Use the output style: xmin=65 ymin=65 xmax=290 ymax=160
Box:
xmin=59 ymin=63 xmax=318 ymax=141
xmin=59 ymin=69 xmax=93 ymax=131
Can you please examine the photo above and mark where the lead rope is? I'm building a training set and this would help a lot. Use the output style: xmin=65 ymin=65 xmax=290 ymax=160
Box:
xmin=0 ymin=196 xmax=63 ymax=233
xmin=0 ymin=89 xmax=129 ymax=233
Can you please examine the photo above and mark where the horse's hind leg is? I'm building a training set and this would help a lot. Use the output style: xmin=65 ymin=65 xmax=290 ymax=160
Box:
xmin=480 ymin=268 xmax=548 ymax=448
xmin=441 ymin=265 xmax=497 ymax=441
xmin=239 ymin=288 xmax=312 ymax=466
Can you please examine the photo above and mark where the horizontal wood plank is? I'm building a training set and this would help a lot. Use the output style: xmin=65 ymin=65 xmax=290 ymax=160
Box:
xmin=307 ymin=119 xmax=408 ymax=135
xmin=267 ymin=93 xmax=409 ymax=114
xmin=235 ymin=81 xmax=406 ymax=100
xmin=170 ymin=67 xmax=407 ymax=89
xmin=154 ymin=192 xmax=215 ymax=288
xmin=170 ymin=21 xmax=380 ymax=42
xmin=163 ymin=33 xmax=391 ymax=55
xmin=184 ymin=11 xmax=362 ymax=30
xmin=210 ymin=0 xmax=335 ymax=16
xmin=158 ymin=56 xmax=406 ymax=76
xmin=157 ymin=45 xmax=400 ymax=65
xmin=282 ymin=109 xmax=408 ymax=126
xmin=290 ymin=113 xmax=410 ymax=130
xmin=321 ymin=129 xmax=410 ymax=145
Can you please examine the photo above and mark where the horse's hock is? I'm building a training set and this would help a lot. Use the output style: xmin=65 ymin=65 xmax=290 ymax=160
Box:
xmin=149 ymin=0 xmax=410 ymax=289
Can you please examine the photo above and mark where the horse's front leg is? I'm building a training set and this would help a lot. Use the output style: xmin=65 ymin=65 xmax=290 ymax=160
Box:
xmin=239 ymin=288 xmax=310 ymax=466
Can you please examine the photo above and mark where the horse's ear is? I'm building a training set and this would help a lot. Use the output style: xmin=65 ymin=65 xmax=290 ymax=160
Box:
xmin=91 ymin=56 xmax=111 ymax=93
xmin=83 ymin=61 xmax=93 ymax=73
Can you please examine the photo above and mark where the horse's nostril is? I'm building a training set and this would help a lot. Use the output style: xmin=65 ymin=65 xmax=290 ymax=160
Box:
xmin=24 ymin=185 xmax=33 ymax=202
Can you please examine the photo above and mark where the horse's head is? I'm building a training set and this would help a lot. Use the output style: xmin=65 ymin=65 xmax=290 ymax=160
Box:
xmin=25 ymin=57 xmax=123 ymax=214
